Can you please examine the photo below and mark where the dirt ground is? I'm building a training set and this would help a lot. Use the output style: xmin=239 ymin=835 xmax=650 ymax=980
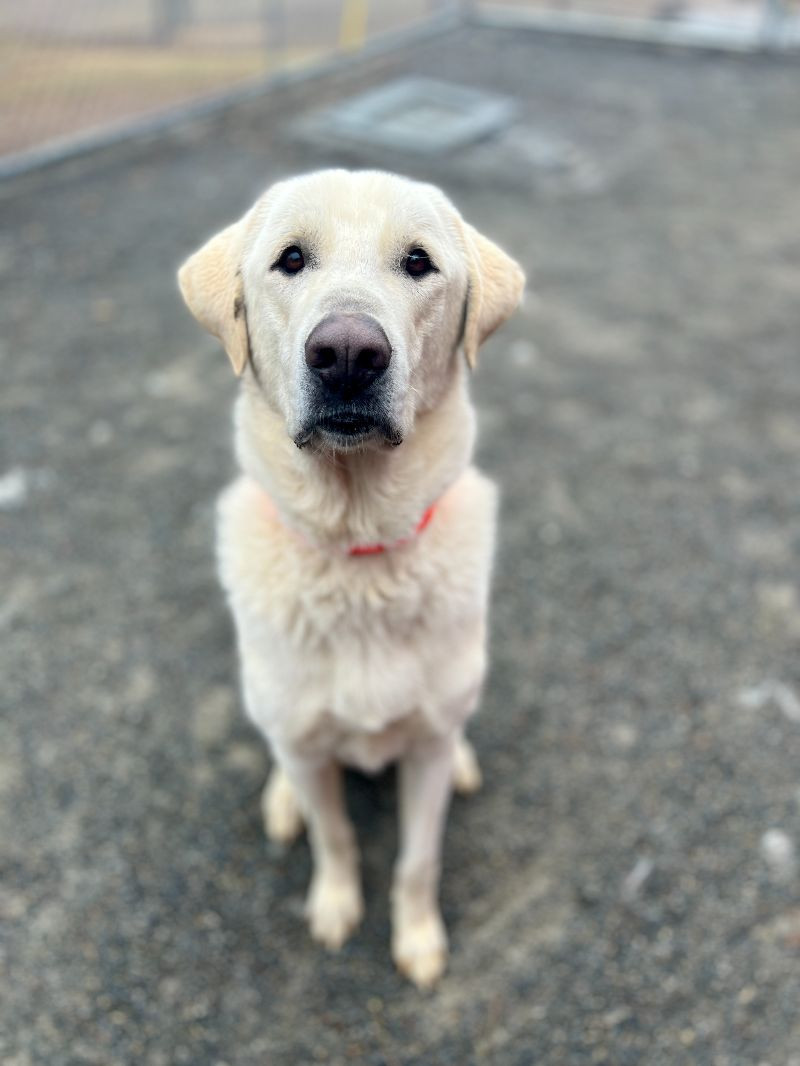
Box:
xmin=1 ymin=24 xmax=799 ymax=1066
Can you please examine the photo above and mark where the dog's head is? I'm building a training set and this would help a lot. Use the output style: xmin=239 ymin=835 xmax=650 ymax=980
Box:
xmin=179 ymin=170 xmax=524 ymax=451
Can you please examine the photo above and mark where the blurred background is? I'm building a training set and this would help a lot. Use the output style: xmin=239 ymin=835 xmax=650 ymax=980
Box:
xmin=2 ymin=0 xmax=798 ymax=162
xmin=2 ymin=3 xmax=799 ymax=1065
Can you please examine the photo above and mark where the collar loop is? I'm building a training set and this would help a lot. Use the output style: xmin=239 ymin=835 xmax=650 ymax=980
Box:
xmin=348 ymin=504 xmax=436 ymax=556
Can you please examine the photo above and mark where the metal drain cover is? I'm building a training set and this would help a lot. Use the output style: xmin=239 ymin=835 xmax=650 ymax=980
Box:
xmin=299 ymin=77 xmax=518 ymax=156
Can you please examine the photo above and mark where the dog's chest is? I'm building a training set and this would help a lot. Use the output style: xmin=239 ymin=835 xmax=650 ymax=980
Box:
xmin=217 ymin=472 xmax=495 ymax=759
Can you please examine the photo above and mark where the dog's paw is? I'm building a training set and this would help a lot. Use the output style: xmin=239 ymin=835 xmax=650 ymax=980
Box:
xmin=453 ymin=736 xmax=482 ymax=795
xmin=306 ymin=871 xmax=364 ymax=951
xmin=392 ymin=911 xmax=448 ymax=989
xmin=262 ymin=767 xmax=304 ymax=845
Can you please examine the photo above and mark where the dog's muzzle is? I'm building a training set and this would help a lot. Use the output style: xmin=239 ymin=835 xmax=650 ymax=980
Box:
xmin=295 ymin=312 xmax=400 ymax=448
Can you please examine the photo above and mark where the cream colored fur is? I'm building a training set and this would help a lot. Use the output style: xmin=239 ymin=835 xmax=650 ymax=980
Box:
xmin=178 ymin=170 xmax=524 ymax=987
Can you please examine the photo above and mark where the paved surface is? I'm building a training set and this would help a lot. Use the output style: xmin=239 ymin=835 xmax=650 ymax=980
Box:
xmin=2 ymin=26 xmax=800 ymax=1066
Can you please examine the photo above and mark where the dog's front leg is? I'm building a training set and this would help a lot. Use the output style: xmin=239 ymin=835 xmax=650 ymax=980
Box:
xmin=282 ymin=756 xmax=363 ymax=951
xmin=392 ymin=734 xmax=456 ymax=988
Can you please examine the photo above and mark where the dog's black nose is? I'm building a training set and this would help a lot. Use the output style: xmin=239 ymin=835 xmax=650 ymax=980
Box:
xmin=305 ymin=313 xmax=391 ymax=396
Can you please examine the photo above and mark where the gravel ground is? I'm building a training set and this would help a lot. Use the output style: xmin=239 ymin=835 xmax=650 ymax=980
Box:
xmin=1 ymin=26 xmax=799 ymax=1066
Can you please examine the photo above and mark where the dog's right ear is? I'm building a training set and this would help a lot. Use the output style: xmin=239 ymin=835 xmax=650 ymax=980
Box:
xmin=178 ymin=217 xmax=251 ymax=376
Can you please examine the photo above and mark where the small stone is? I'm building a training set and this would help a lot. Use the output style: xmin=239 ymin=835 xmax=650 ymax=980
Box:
xmin=89 ymin=420 xmax=114 ymax=447
xmin=757 ymin=584 xmax=800 ymax=639
xmin=760 ymin=828 xmax=797 ymax=881
xmin=602 ymin=1006 xmax=632 ymax=1028
xmin=0 ymin=890 xmax=29 ymax=920
xmin=737 ymin=527 xmax=789 ymax=563
xmin=0 ymin=467 xmax=28 ymax=509
xmin=125 ymin=665 xmax=157 ymax=706
xmin=772 ymin=683 xmax=800 ymax=724
xmin=224 ymin=743 xmax=266 ymax=779
xmin=738 ymin=680 xmax=800 ymax=723
xmin=609 ymin=723 xmax=637 ymax=750
xmin=621 ymin=857 xmax=654 ymax=902
xmin=193 ymin=686 xmax=236 ymax=748
xmin=91 ymin=296 xmax=116 ymax=324
xmin=159 ymin=976 xmax=182 ymax=1003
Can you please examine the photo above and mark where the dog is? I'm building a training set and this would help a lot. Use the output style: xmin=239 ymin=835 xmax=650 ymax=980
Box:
xmin=178 ymin=169 xmax=524 ymax=987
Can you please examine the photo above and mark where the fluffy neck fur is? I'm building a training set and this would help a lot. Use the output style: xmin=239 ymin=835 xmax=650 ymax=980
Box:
xmin=234 ymin=366 xmax=476 ymax=550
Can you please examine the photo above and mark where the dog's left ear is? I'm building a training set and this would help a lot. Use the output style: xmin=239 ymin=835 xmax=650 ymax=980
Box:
xmin=460 ymin=222 xmax=525 ymax=369
xmin=177 ymin=216 xmax=251 ymax=376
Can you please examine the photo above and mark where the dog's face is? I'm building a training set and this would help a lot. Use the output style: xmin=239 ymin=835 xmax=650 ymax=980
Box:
xmin=179 ymin=170 xmax=524 ymax=451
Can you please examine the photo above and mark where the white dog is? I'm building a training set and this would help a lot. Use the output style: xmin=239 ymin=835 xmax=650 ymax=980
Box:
xmin=178 ymin=170 xmax=524 ymax=987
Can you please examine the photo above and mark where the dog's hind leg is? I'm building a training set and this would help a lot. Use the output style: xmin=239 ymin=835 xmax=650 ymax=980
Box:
xmin=453 ymin=733 xmax=482 ymax=795
xmin=262 ymin=764 xmax=304 ymax=845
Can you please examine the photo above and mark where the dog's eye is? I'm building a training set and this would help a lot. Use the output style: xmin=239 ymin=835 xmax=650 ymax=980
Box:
xmin=274 ymin=246 xmax=305 ymax=275
xmin=404 ymin=248 xmax=435 ymax=278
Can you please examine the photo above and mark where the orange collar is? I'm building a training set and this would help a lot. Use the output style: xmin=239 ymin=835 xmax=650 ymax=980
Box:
xmin=254 ymin=479 xmax=438 ymax=557
xmin=348 ymin=504 xmax=436 ymax=556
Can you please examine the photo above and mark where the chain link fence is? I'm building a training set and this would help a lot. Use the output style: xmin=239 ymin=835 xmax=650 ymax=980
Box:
xmin=0 ymin=1 xmax=451 ymax=159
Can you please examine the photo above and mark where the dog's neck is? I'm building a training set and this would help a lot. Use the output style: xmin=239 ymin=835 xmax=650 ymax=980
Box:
xmin=234 ymin=370 xmax=476 ymax=551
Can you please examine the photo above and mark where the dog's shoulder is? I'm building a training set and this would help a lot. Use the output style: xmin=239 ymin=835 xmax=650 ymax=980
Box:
xmin=215 ymin=475 xmax=296 ymax=610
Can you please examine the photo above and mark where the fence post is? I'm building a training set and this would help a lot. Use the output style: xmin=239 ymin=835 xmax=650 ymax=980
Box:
xmin=152 ymin=0 xmax=188 ymax=45
xmin=339 ymin=0 xmax=369 ymax=51
xmin=761 ymin=0 xmax=787 ymax=47
xmin=261 ymin=0 xmax=287 ymax=70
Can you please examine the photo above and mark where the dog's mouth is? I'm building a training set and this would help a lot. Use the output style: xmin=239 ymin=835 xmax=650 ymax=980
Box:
xmin=294 ymin=408 xmax=403 ymax=450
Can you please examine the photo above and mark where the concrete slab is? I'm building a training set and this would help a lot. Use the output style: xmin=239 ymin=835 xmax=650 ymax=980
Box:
xmin=297 ymin=76 xmax=518 ymax=154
